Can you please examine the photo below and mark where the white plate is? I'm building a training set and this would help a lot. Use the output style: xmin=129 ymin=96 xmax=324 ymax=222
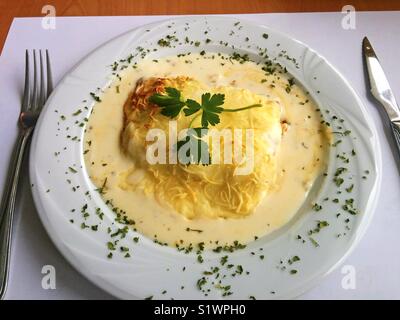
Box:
xmin=30 ymin=16 xmax=382 ymax=299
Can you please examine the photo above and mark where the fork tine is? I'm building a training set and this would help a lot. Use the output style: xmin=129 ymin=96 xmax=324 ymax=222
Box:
xmin=39 ymin=50 xmax=45 ymax=108
xmin=31 ymin=50 xmax=38 ymax=110
xmin=21 ymin=50 xmax=30 ymax=111
xmin=46 ymin=50 xmax=53 ymax=98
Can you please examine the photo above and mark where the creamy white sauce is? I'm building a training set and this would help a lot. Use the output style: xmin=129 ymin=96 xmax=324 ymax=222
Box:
xmin=84 ymin=53 xmax=329 ymax=248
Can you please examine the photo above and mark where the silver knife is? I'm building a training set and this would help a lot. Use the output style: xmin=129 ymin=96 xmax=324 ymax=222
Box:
xmin=363 ymin=36 xmax=400 ymax=155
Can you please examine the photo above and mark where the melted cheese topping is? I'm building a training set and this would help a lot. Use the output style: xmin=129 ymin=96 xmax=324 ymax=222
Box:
xmin=121 ymin=77 xmax=282 ymax=219
xmin=84 ymin=53 xmax=330 ymax=247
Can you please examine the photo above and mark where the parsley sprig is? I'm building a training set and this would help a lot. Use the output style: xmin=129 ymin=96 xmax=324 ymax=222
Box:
xmin=149 ymin=87 xmax=262 ymax=127
xmin=149 ymin=87 xmax=263 ymax=165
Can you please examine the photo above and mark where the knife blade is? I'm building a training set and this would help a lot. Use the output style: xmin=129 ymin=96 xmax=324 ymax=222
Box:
xmin=363 ymin=36 xmax=400 ymax=155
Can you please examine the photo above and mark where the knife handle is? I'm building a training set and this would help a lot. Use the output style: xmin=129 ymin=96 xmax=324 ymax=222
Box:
xmin=390 ymin=122 xmax=400 ymax=158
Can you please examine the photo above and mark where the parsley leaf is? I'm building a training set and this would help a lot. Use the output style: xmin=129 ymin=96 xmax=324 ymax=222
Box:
xmin=184 ymin=99 xmax=202 ymax=116
xmin=184 ymin=93 xmax=224 ymax=127
xmin=148 ymin=87 xmax=185 ymax=118
xmin=198 ymin=93 xmax=225 ymax=127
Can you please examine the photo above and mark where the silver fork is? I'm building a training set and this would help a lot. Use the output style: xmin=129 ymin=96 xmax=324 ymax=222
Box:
xmin=0 ymin=50 xmax=53 ymax=299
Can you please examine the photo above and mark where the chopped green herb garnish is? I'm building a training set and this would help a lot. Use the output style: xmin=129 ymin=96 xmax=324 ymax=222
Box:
xmin=312 ymin=203 xmax=322 ymax=211
xmin=68 ymin=167 xmax=77 ymax=173
xmin=72 ymin=109 xmax=82 ymax=116
xmin=107 ymin=242 xmax=116 ymax=251
xmin=309 ymin=237 xmax=319 ymax=247
xmin=90 ymin=92 xmax=101 ymax=102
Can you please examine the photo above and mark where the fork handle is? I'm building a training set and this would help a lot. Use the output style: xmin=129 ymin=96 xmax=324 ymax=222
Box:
xmin=0 ymin=129 xmax=33 ymax=299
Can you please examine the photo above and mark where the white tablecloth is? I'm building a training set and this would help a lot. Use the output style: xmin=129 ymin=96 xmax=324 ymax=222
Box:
xmin=0 ymin=12 xmax=399 ymax=299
